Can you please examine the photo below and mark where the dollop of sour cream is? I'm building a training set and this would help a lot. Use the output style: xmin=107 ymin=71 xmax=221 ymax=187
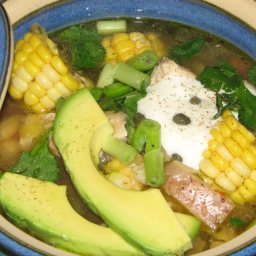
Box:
xmin=138 ymin=59 xmax=218 ymax=170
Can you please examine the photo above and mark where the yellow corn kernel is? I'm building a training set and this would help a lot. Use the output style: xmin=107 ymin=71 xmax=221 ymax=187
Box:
xmin=241 ymin=149 xmax=256 ymax=169
xmin=145 ymin=32 xmax=158 ymax=41
xmin=47 ymin=87 xmax=62 ymax=102
xmin=12 ymin=76 xmax=28 ymax=93
xmin=61 ymin=73 xmax=79 ymax=91
xmin=225 ymin=167 xmax=244 ymax=187
xmin=210 ymin=151 xmax=229 ymax=171
xmin=35 ymin=72 xmax=53 ymax=89
xmin=36 ymin=44 xmax=53 ymax=63
xmin=237 ymin=123 xmax=255 ymax=143
xmin=135 ymin=46 xmax=152 ymax=55
xmin=114 ymin=40 xmax=135 ymax=54
xmin=238 ymin=186 xmax=254 ymax=201
xmin=42 ymin=63 xmax=60 ymax=83
xmin=231 ymin=130 xmax=248 ymax=149
xmin=210 ymin=129 xmax=223 ymax=143
xmin=15 ymin=39 xmax=25 ymax=51
xmin=215 ymin=173 xmax=236 ymax=192
xmin=40 ymin=95 xmax=55 ymax=109
xmin=134 ymin=38 xmax=151 ymax=49
xmin=14 ymin=50 xmax=28 ymax=64
xmin=102 ymin=37 xmax=111 ymax=48
xmin=23 ymin=59 xmax=40 ymax=77
xmin=218 ymin=121 xmax=231 ymax=137
xmin=224 ymin=115 xmax=238 ymax=130
xmin=215 ymin=144 xmax=233 ymax=161
xmin=28 ymin=82 xmax=46 ymax=98
xmin=24 ymin=90 xmax=39 ymax=106
xmin=118 ymin=50 xmax=135 ymax=62
xmin=129 ymin=32 xmax=145 ymax=41
xmin=231 ymin=191 xmax=245 ymax=205
xmin=230 ymin=158 xmax=250 ymax=178
xmin=24 ymin=32 xmax=32 ymax=41
xmin=22 ymin=43 xmax=34 ymax=54
xmin=203 ymin=149 xmax=211 ymax=158
xmin=208 ymin=139 xmax=218 ymax=152
xmin=28 ymin=52 xmax=45 ymax=69
xmin=29 ymin=34 xmax=42 ymax=48
xmin=244 ymin=178 xmax=256 ymax=194
xmin=249 ymin=145 xmax=256 ymax=157
xmin=31 ymin=103 xmax=47 ymax=113
xmin=111 ymin=33 xmax=130 ymax=46
xmin=12 ymin=62 xmax=19 ymax=73
xmin=15 ymin=66 xmax=33 ymax=83
xmin=199 ymin=158 xmax=220 ymax=179
xmin=105 ymin=47 xmax=117 ymax=60
xmin=50 ymin=56 xmax=68 ymax=75
xmin=224 ymin=137 xmax=243 ymax=157
xmin=222 ymin=110 xmax=232 ymax=118
xmin=8 ymin=85 xmax=23 ymax=100
xmin=250 ymin=170 xmax=256 ymax=182
xmin=55 ymin=81 xmax=71 ymax=97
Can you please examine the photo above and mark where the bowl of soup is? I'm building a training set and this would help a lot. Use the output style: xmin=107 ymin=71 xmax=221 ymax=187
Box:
xmin=0 ymin=0 xmax=256 ymax=255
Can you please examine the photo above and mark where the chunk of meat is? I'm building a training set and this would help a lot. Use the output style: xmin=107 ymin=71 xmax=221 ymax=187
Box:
xmin=150 ymin=58 xmax=195 ymax=85
xmin=105 ymin=111 xmax=127 ymax=140
xmin=163 ymin=161 xmax=234 ymax=230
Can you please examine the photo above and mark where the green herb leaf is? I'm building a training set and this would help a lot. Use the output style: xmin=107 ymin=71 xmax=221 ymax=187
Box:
xmin=11 ymin=130 xmax=60 ymax=182
xmin=229 ymin=217 xmax=245 ymax=228
xmin=170 ymin=37 xmax=205 ymax=62
xmin=248 ymin=64 xmax=256 ymax=86
xmin=57 ymin=26 xmax=105 ymax=70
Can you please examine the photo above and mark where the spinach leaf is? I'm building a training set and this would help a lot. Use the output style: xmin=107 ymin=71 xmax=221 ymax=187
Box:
xmin=170 ymin=37 xmax=205 ymax=62
xmin=248 ymin=64 xmax=256 ymax=86
xmin=11 ymin=130 xmax=60 ymax=182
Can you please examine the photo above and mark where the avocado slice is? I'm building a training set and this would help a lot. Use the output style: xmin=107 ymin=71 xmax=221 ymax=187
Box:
xmin=175 ymin=212 xmax=201 ymax=240
xmin=53 ymin=88 xmax=192 ymax=255
xmin=0 ymin=172 xmax=144 ymax=256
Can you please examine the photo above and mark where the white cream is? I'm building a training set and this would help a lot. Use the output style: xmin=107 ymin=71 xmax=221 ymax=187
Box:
xmin=138 ymin=60 xmax=218 ymax=170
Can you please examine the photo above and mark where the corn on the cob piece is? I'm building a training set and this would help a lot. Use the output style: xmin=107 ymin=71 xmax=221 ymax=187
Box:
xmin=199 ymin=110 xmax=256 ymax=205
xmin=102 ymin=32 xmax=167 ymax=64
xmin=8 ymin=26 xmax=88 ymax=113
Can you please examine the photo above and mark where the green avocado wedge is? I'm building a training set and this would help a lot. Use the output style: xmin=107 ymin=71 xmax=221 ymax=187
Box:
xmin=53 ymin=88 xmax=192 ymax=255
xmin=0 ymin=172 xmax=144 ymax=256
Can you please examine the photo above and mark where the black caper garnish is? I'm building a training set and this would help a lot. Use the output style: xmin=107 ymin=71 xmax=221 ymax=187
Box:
xmin=171 ymin=153 xmax=183 ymax=162
xmin=173 ymin=113 xmax=191 ymax=125
xmin=190 ymin=96 xmax=201 ymax=105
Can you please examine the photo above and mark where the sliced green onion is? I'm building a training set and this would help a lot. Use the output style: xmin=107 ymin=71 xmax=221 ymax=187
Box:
xmin=97 ymin=63 xmax=115 ymax=88
xmin=104 ymin=83 xmax=133 ymax=99
xmin=96 ymin=20 xmax=127 ymax=35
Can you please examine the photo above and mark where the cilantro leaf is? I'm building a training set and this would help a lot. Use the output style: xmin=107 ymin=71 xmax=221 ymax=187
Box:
xmin=229 ymin=217 xmax=245 ymax=228
xmin=248 ymin=64 xmax=256 ymax=86
xmin=170 ymin=37 xmax=205 ymax=62
xmin=11 ymin=130 xmax=60 ymax=182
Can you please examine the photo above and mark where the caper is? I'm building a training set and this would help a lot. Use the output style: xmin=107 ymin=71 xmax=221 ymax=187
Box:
xmin=171 ymin=153 xmax=183 ymax=162
xmin=190 ymin=96 xmax=201 ymax=105
xmin=172 ymin=113 xmax=191 ymax=125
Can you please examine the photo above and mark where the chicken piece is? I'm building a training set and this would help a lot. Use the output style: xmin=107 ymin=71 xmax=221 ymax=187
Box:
xmin=163 ymin=161 xmax=234 ymax=230
xmin=105 ymin=111 xmax=127 ymax=140
xmin=150 ymin=58 xmax=195 ymax=85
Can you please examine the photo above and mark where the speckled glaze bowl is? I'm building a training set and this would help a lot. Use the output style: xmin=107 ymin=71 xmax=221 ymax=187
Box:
xmin=0 ymin=0 xmax=256 ymax=255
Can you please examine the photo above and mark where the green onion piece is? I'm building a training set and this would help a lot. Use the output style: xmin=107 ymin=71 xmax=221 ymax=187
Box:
xmin=102 ymin=135 xmax=137 ymax=165
xmin=96 ymin=20 xmax=127 ymax=35
xmin=90 ymin=87 xmax=104 ymax=101
xmin=113 ymin=63 xmax=150 ymax=90
xmin=104 ymin=83 xmax=134 ymax=99
xmin=97 ymin=63 xmax=115 ymax=88
xmin=127 ymin=50 xmax=159 ymax=71
xmin=144 ymin=149 xmax=165 ymax=187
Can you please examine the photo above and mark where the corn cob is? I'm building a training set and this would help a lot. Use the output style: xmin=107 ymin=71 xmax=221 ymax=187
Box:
xmin=102 ymin=32 xmax=167 ymax=64
xmin=8 ymin=26 xmax=88 ymax=113
xmin=199 ymin=110 xmax=256 ymax=205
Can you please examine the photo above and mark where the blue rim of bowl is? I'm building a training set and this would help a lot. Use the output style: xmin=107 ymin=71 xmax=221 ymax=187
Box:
xmin=0 ymin=0 xmax=256 ymax=255
xmin=0 ymin=3 xmax=12 ymax=109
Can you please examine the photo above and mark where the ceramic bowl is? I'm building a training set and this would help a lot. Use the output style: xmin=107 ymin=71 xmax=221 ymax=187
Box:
xmin=0 ymin=0 xmax=256 ymax=255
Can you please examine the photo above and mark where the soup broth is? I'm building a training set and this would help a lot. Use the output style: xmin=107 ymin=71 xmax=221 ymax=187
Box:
xmin=0 ymin=18 xmax=256 ymax=255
